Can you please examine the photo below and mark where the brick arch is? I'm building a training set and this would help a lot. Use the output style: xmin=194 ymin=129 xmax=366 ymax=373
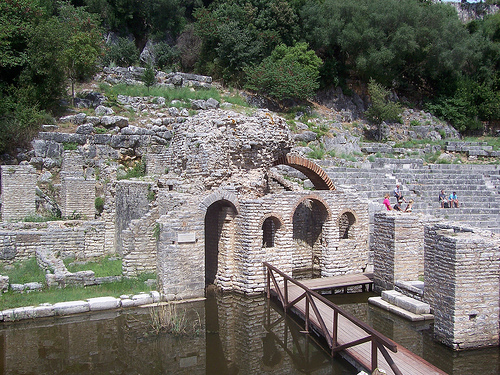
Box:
xmin=258 ymin=213 xmax=286 ymax=229
xmin=199 ymin=190 xmax=240 ymax=214
xmin=273 ymin=154 xmax=335 ymax=191
xmin=290 ymin=195 xmax=332 ymax=223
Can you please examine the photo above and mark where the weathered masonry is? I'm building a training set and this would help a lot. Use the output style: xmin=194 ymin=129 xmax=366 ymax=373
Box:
xmin=372 ymin=212 xmax=500 ymax=350
xmin=155 ymin=188 xmax=368 ymax=299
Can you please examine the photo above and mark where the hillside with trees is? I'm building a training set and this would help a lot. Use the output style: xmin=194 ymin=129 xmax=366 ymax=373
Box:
xmin=1 ymin=0 xmax=499 ymax=155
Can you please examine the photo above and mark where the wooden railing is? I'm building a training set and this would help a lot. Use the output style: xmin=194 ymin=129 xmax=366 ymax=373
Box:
xmin=264 ymin=262 xmax=402 ymax=375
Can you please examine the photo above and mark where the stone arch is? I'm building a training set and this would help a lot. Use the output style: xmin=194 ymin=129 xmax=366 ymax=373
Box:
xmin=199 ymin=189 xmax=240 ymax=215
xmin=260 ymin=214 xmax=285 ymax=248
xmin=202 ymin=191 xmax=239 ymax=287
xmin=273 ymin=154 xmax=335 ymax=191
xmin=337 ymin=210 xmax=357 ymax=239
xmin=291 ymin=196 xmax=330 ymax=279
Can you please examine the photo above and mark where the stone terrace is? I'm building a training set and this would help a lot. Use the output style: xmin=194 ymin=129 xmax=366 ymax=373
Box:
xmin=318 ymin=160 xmax=500 ymax=234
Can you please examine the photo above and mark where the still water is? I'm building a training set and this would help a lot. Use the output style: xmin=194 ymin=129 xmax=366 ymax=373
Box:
xmin=0 ymin=292 xmax=498 ymax=374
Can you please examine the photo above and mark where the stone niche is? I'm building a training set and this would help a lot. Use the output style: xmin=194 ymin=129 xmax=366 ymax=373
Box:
xmin=424 ymin=224 xmax=500 ymax=350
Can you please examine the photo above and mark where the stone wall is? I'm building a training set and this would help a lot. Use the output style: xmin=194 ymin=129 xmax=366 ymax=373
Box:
xmin=424 ymin=224 xmax=500 ymax=350
xmin=1 ymin=165 xmax=37 ymax=222
xmin=0 ymin=221 xmax=106 ymax=266
xmin=372 ymin=212 xmax=425 ymax=292
xmin=156 ymin=188 xmax=369 ymax=298
xmin=60 ymin=175 xmax=96 ymax=219
xmin=115 ymin=180 xmax=152 ymax=256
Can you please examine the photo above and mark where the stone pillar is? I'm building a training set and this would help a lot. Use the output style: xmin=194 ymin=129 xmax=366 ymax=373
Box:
xmin=424 ymin=226 xmax=500 ymax=349
xmin=372 ymin=212 xmax=424 ymax=292
xmin=1 ymin=165 xmax=37 ymax=221
xmin=60 ymin=174 xmax=96 ymax=219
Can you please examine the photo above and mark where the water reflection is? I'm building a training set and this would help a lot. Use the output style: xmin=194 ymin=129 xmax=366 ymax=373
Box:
xmin=3 ymin=292 xmax=496 ymax=375
xmin=0 ymin=294 xmax=355 ymax=375
xmin=327 ymin=292 xmax=500 ymax=375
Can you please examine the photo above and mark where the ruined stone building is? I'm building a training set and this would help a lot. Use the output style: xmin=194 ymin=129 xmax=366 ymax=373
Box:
xmin=0 ymin=101 xmax=499 ymax=351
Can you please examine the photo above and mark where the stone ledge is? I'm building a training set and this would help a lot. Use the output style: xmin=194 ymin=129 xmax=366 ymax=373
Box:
xmin=0 ymin=291 xmax=175 ymax=323
xmin=368 ymin=297 xmax=434 ymax=322
xmin=381 ymin=290 xmax=430 ymax=314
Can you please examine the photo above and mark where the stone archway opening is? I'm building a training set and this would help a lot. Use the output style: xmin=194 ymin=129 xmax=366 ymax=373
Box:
xmin=204 ymin=200 xmax=237 ymax=287
xmin=339 ymin=211 xmax=356 ymax=239
xmin=292 ymin=198 xmax=329 ymax=279
xmin=262 ymin=217 xmax=281 ymax=248
xmin=273 ymin=154 xmax=335 ymax=191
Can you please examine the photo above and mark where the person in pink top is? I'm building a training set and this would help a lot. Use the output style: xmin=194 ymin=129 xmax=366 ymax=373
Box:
xmin=383 ymin=193 xmax=392 ymax=210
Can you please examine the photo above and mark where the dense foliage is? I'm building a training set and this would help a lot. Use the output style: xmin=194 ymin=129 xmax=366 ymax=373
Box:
xmin=0 ymin=0 xmax=499 ymax=155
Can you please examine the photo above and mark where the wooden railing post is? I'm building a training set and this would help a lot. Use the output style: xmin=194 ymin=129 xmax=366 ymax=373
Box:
xmin=371 ymin=338 xmax=378 ymax=372
xmin=266 ymin=267 xmax=270 ymax=299
xmin=284 ymin=278 xmax=288 ymax=312
xmin=332 ymin=310 xmax=338 ymax=353
xmin=305 ymin=294 xmax=310 ymax=332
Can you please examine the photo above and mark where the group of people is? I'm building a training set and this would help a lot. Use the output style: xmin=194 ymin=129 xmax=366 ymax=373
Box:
xmin=383 ymin=184 xmax=460 ymax=212
xmin=383 ymin=184 xmax=414 ymax=212
xmin=439 ymin=190 xmax=459 ymax=208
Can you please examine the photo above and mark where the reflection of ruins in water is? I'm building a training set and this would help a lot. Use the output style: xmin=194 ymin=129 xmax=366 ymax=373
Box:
xmin=0 ymin=292 xmax=498 ymax=375
xmin=0 ymin=293 xmax=353 ymax=375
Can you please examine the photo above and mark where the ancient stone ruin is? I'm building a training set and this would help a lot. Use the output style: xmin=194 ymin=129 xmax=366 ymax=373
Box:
xmin=0 ymin=75 xmax=499 ymax=352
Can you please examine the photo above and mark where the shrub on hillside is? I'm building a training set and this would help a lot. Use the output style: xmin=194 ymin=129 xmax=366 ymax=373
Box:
xmin=245 ymin=43 xmax=322 ymax=101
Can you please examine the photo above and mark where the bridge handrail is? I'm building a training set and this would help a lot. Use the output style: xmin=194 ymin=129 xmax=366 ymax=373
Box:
xmin=264 ymin=262 xmax=402 ymax=375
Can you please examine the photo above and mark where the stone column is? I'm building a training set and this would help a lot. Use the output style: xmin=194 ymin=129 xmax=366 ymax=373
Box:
xmin=425 ymin=225 xmax=500 ymax=349
xmin=1 ymin=165 xmax=37 ymax=221
xmin=372 ymin=212 xmax=424 ymax=292
xmin=60 ymin=174 xmax=96 ymax=219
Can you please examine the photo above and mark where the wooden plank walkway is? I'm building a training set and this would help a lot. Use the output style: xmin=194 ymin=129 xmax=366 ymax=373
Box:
xmin=264 ymin=263 xmax=447 ymax=375
xmin=300 ymin=272 xmax=374 ymax=293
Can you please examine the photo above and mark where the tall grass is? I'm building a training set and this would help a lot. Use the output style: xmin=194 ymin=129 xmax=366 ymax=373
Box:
xmin=149 ymin=303 xmax=201 ymax=336
xmin=0 ymin=257 xmax=46 ymax=284
xmin=100 ymin=83 xmax=221 ymax=102
xmin=64 ymin=256 xmax=123 ymax=277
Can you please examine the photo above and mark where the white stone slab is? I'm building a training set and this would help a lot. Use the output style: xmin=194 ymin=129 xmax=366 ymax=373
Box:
xmin=53 ymin=301 xmax=90 ymax=316
xmin=87 ymin=296 xmax=121 ymax=311
xmin=177 ymin=232 xmax=196 ymax=243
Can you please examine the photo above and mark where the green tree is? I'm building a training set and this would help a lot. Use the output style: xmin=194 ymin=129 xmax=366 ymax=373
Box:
xmin=194 ymin=0 xmax=300 ymax=83
xmin=142 ymin=65 xmax=156 ymax=92
xmin=365 ymin=79 xmax=402 ymax=140
xmin=245 ymin=42 xmax=322 ymax=102
xmin=58 ymin=3 xmax=103 ymax=103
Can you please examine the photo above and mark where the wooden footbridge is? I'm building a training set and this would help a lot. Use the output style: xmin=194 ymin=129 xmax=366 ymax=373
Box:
xmin=264 ymin=262 xmax=447 ymax=375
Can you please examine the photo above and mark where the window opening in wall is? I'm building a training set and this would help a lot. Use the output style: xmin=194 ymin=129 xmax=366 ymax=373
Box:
xmin=339 ymin=211 xmax=356 ymax=239
xmin=262 ymin=217 xmax=280 ymax=248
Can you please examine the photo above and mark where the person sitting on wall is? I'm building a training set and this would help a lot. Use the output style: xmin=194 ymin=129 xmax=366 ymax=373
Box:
xmin=393 ymin=199 xmax=403 ymax=211
xmin=449 ymin=191 xmax=459 ymax=208
xmin=393 ymin=184 xmax=407 ymax=203
xmin=439 ymin=189 xmax=448 ymax=208
xmin=405 ymin=199 xmax=414 ymax=212
xmin=383 ymin=193 xmax=392 ymax=211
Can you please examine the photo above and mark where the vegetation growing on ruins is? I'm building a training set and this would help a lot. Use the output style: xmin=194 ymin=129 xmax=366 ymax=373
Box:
xmin=0 ymin=0 xmax=499 ymax=155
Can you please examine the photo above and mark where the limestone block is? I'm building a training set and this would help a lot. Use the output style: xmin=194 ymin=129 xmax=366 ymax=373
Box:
xmin=381 ymin=290 xmax=401 ymax=305
xmin=2 ymin=306 xmax=36 ymax=321
xmin=131 ymin=293 xmax=154 ymax=306
xmin=396 ymin=295 xmax=431 ymax=315
xmin=120 ymin=298 xmax=135 ymax=308
xmin=53 ymin=301 xmax=90 ymax=316
xmin=33 ymin=304 xmax=55 ymax=318
xmin=87 ymin=296 xmax=121 ymax=311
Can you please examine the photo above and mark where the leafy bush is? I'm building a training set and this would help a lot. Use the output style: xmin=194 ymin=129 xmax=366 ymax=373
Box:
xmin=103 ymin=37 xmax=139 ymax=67
xmin=95 ymin=197 xmax=105 ymax=214
xmin=245 ymin=43 xmax=322 ymax=101
xmin=117 ymin=161 xmax=146 ymax=180
xmin=365 ymin=79 xmax=402 ymax=140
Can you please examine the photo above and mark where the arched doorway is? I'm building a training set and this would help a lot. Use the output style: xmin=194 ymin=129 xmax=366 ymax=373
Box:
xmin=205 ymin=200 xmax=237 ymax=287
xmin=292 ymin=198 xmax=329 ymax=279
